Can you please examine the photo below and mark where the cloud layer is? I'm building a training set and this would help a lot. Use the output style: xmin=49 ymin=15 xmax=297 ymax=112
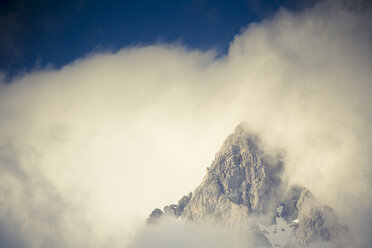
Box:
xmin=0 ymin=1 xmax=371 ymax=247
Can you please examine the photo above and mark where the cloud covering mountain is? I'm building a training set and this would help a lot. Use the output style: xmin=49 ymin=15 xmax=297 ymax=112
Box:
xmin=144 ymin=123 xmax=352 ymax=247
xmin=0 ymin=1 xmax=371 ymax=247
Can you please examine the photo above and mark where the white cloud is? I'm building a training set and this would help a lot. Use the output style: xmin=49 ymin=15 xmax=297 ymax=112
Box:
xmin=0 ymin=1 xmax=371 ymax=247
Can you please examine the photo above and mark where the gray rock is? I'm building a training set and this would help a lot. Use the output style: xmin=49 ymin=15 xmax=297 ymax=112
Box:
xmin=146 ymin=192 xmax=193 ymax=223
xmin=146 ymin=208 xmax=163 ymax=224
xmin=163 ymin=204 xmax=177 ymax=216
xmin=182 ymin=123 xmax=283 ymax=223
xmin=175 ymin=192 xmax=192 ymax=216
xmin=295 ymin=188 xmax=349 ymax=245
xmin=281 ymin=185 xmax=302 ymax=222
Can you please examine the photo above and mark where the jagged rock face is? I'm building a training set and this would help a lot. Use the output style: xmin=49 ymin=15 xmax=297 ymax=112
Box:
xmin=295 ymin=188 xmax=349 ymax=245
xmin=176 ymin=193 xmax=192 ymax=216
xmin=182 ymin=124 xmax=283 ymax=223
xmin=146 ymin=193 xmax=192 ymax=224
xmin=281 ymin=186 xmax=303 ymax=222
xmin=147 ymin=123 xmax=350 ymax=247
xmin=147 ymin=208 xmax=163 ymax=224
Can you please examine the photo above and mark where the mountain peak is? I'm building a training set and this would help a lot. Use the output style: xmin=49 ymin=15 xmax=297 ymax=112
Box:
xmin=147 ymin=124 xmax=350 ymax=247
xmin=201 ymin=123 xmax=283 ymax=214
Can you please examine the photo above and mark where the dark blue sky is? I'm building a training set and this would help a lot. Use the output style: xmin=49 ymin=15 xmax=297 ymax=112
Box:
xmin=0 ymin=0 xmax=316 ymax=80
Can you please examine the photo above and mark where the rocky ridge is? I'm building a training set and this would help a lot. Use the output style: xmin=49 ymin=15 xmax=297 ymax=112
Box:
xmin=147 ymin=123 xmax=350 ymax=247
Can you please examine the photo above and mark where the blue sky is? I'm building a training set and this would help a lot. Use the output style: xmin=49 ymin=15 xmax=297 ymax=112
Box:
xmin=0 ymin=0 xmax=316 ymax=80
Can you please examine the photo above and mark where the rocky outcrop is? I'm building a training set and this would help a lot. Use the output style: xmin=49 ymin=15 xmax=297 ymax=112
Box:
xmin=147 ymin=193 xmax=192 ymax=224
xmin=147 ymin=208 xmax=163 ymax=224
xmin=281 ymin=185 xmax=303 ymax=222
xmin=147 ymin=123 xmax=350 ymax=247
xmin=295 ymin=188 xmax=349 ymax=245
xmin=176 ymin=192 xmax=193 ymax=216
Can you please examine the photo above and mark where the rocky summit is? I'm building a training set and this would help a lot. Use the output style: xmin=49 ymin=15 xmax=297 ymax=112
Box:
xmin=147 ymin=123 xmax=350 ymax=247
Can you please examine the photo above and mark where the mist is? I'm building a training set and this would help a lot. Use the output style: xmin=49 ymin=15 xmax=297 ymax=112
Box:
xmin=0 ymin=1 xmax=371 ymax=247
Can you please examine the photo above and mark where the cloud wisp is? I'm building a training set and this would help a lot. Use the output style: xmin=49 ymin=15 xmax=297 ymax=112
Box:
xmin=0 ymin=1 xmax=371 ymax=247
